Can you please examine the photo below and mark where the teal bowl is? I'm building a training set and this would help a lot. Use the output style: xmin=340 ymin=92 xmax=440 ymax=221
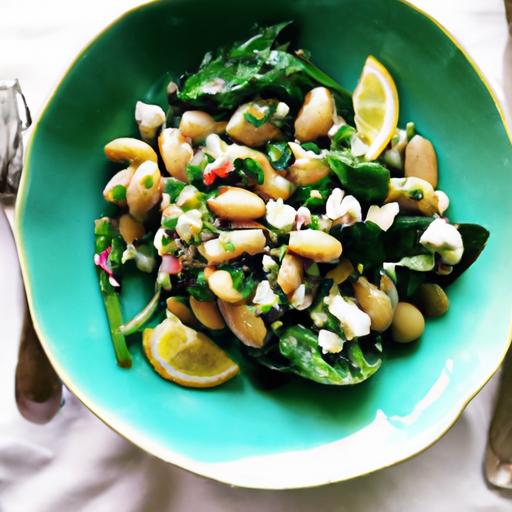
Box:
xmin=15 ymin=0 xmax=512 ymax=488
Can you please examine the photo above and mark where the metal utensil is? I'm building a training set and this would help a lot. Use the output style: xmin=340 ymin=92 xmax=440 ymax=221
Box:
xmin=485 ymin=345 xmax=512 ymax=489
xmin=1 ymin=79 xmax=63 ymax=424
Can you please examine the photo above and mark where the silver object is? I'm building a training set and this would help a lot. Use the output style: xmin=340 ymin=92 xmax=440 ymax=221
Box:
xmin=485 ymin=345 xmax=512 ymax=489
xmin=1 ymin=79 xmax=62 ymax=424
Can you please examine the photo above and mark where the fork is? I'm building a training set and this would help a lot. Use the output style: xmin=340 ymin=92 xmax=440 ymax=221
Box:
xmin=1 ymin=79 xmax=62 ymax=424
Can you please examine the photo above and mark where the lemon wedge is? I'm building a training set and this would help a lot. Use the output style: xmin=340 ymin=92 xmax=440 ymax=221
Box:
xmin=142 ymin=316 xmax=239 ymax=388
xmin=353 ymin=55 xmax=399 ymax=161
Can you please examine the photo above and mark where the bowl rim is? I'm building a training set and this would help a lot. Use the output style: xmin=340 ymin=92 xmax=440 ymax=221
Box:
xmin=13 ymin=0 xmax=512 ymax=489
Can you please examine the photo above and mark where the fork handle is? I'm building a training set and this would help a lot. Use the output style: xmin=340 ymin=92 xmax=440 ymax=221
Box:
xmin=14 ymin=297 xmax=63 ymax=424
xmin=485 ymin=346 xmax=512 ymax=488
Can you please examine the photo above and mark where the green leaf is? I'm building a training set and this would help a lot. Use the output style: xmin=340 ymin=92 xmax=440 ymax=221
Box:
xmin=217 ymin=264 xmax=256 ymax=299
xmin=383 ymin=216 xmax=433 ymax=260
xmin=395 ymin=267 xmax=426 ymax=298
xmin=326 ymin=151 xmax=390 ymax=203
xmin=278 ymin=326 xmax=381 ymax=385
xmin=188 ymin=270 xmax=215 ymax=301
xmin=288 ymin=176 xmax=331 ymax=209
xmin=330 ymin=124 xmax=355 ymax=149
xmin=178 ymin=23 xmax=353 ymax=117
xmin=332 ymin=222 xmax=386 ymax=269
xmin=398 ymin=254 xmax=435 ymax=272
xmin=436 ymin=223 xmax=490 ymax=286
xmin=234 ymin=157 xmax=265 ymax=185
xmin=185 ymin=163 xmax=205 ymax=187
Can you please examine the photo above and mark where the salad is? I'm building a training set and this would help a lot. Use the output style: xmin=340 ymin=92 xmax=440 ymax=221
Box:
xmin=94 ymin=23 xmax=489 ymax=388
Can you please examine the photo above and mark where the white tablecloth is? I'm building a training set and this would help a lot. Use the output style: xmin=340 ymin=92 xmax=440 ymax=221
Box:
xmin=1 ymin=1 xmax=511 ymax=510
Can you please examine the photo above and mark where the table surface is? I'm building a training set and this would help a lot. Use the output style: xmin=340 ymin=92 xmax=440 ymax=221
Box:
xmin=1 ymin=1 xmax=511 ymax=510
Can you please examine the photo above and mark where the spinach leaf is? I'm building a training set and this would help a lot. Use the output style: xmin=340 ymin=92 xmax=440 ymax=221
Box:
xmin=435 ymin=223 xmax=490 ymax=286
xmin=330 ymin=124 xmax=356 ymax=149
xmin=178 ymin=23 xmax=353 ymax=118
xmin=326 ymin=151 xmax=390 ymax=203
xmin=332 ymin=221 xmax=386 ymax=269
xmin=395 ymin=267 xmax=426 ymax=298
xmin=278 ymin=326 xmax=381 ymax=385
xmin=383 ymin=216 xmax=433 ymax=260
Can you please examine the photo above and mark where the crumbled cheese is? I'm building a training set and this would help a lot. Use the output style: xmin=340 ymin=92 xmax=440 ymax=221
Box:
xmin=419 ymin=218 xmax=464 ymax=265
xmin=201 ymin=77 xmax=226 ymax=94
xmin=326 ymin=188 xmax=362 ymax=225
xmin=262 ymin=255 xmax=278 ymax=273
xmin=253 ymin=280 xmax=279 ymax=308
xmin=176 ymin=185 xmax=201 ymax=210
xmin=296 ymin=206 xmax=312 ymax=229
xmin=326 ymin=188 xmax=345 ymax=219
xmin=328 ymin=113 xmax=346 ymax=138
xmin=135 ymin=101 xmax=166 ymax=142
xmin=175 ymin=209 xmax=203 ymax=242
xmin=310 ymin=190 xmax=322 ymax=199
xmin=365 ymin=202 xmax=399 ymax=231
xmin=266 ymin=198 xmax=297 ymax=231
xmin=350 ymin=134 xmax=369 ymax=157
xmin=325 ymin=294 xmax=371 ymax=341
xmin=435 ymin=190 xmax=450 ymax=215
xmin=160 ymin=193 xmax=171 ymax=210
xmin=318 ymin=329 xmax=344 ymax=354
xmin=311 ymin=311 xmax=328 ymax=328
xmin=290 ymin=284 xmax=313 ymax=310
xmin=205 ymin=134 xmax=228 ymax=159
xmin=339 ymin=195 xmax=362 ymax=225
xmin=274 ymin=101 xmax=290 ymax=119
xmin=317 ymin=215 xmax=333 ymax=232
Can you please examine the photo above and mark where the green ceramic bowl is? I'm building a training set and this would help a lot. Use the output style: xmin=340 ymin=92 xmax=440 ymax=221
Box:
xmin=15 ymin=0 xmax=512 ymax=489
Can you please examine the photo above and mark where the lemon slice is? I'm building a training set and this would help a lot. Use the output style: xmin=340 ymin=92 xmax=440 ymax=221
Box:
xmin=142 ymin=316 xmax=239 ymax=388
xmin=353 ymin=55 xmax=399 ymax=160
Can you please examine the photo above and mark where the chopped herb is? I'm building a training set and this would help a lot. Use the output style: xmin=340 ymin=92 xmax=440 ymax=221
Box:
xmin=266 ymin=141 xmax=294 ymax=170
xmin=243 ymin=102 xmax=277 ymax=127
xmin=163 ymin=178 xmax=186 ymax=201
xmin=234 ymin=157 xmax=265 ymax=185
xmin=111 ymin=185 xmax=127 ymax=202
xmin=142 ymin=176 xmax=154 ymax=189
xmin=301 ymin=142 xmax=321 ymax=154
xmin=162 ymin=216 xmax=178 ymax=230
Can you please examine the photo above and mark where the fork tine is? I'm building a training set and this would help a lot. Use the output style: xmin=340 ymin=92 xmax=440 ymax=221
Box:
xmin=0 ymin=79 xmax=31 ymax=199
